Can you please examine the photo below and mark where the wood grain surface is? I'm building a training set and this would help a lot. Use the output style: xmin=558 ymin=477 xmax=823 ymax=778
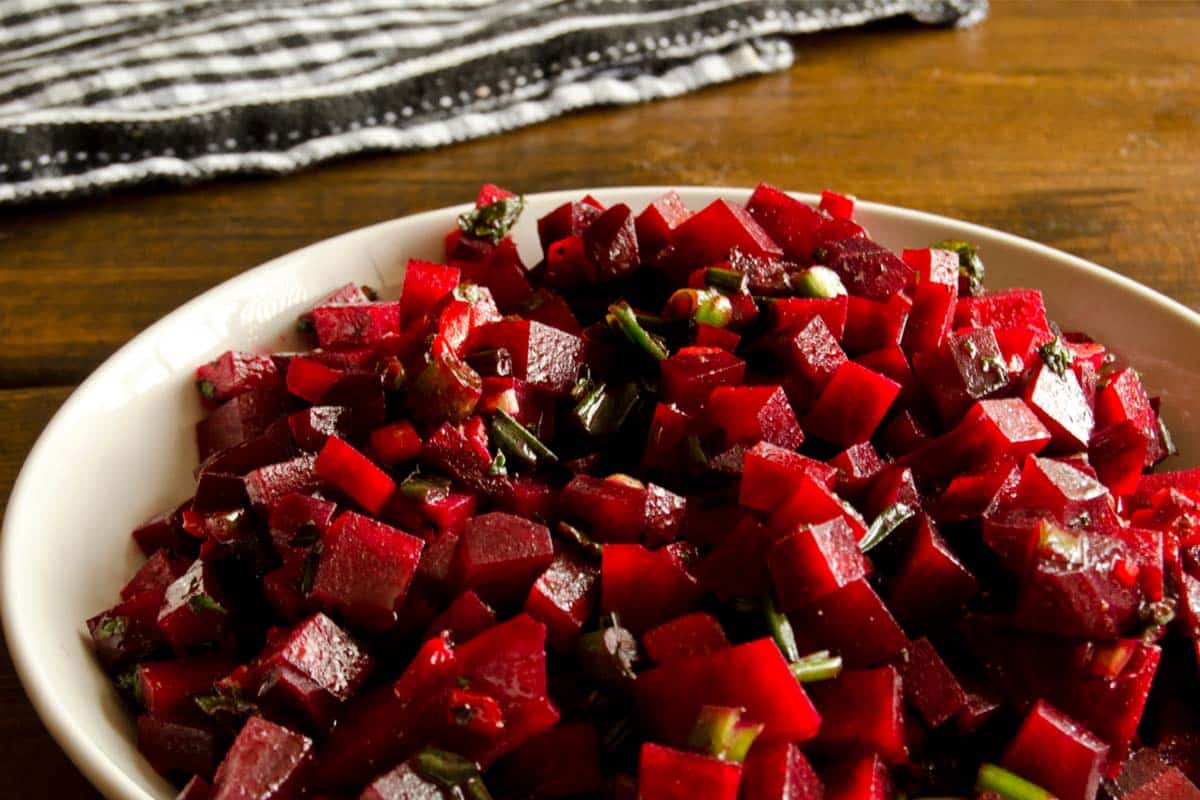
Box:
xmin=1 ymin=2 xmax=1198 ymax=796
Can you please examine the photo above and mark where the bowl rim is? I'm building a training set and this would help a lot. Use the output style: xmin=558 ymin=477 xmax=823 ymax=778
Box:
xmin=4 ymin=185 xmax=1200 ymax=800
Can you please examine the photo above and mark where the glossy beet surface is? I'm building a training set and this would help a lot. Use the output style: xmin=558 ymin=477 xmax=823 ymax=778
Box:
xmin=83 ymin=185 xmax=1200 ymax=800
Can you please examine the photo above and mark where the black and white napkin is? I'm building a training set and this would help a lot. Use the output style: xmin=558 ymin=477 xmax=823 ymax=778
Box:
xmin=0 ymin=0 xmax=987 ymax=205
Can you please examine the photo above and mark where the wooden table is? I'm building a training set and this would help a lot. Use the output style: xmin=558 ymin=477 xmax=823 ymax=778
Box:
xmin=1 ymin=1 xmax=1197 ymax=795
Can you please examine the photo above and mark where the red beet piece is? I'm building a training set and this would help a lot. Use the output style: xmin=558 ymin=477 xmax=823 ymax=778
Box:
xmin=315 ymin=436 xmax=395 ymax=515
xmin=636 ymin=190 xmax=691 ymax=258
xmin=1091 ymin=420 xmax=1149 ymax=498
xmin=157 ymin=560 xmax=229 ymax=651
xmin=775 ymin=315 xmax=848 ymax=397
xmin=88 ymin=589 xmax=166 ymax=670
xmin=898 ymin=637 xmax=968 ymax=728
xmin=1125 ymin=767 xmax=1200 ymax=800
xmin=523 ymin=548 xmax=599 ymax=651
xmin=196 ymin=351 xmax=280 ymax=407
xmin=177 ymin=775 xmax=213 ymax=800
xmin=660 ymin=346 xmax=746 ymax=413
xmin=122 ymin=550 xmax=189 ymax=601
xmin=746 ymin=183 xmax=826 ymax=264
xmin=803 ymin=361 xmax=900 ymax=447
xmin=644 ymin=483 xmax=687 ymax=546
xmin=1097 ymin=367 xmax=1166 ymax=466
xmin=460 ymin=237 xmax=534 ymax=312
xmin=822 ymin=755 xmax=893 ymax=800
xmin=841 ymin=293 xmax=912 ymax=355
xmin=830 ymin=442 xmax=887 ymax=498
xmin=538 ymin=199 xmax=605 ymax=250
xmin=1014 ymin=456 xmax=1112 ymax=525
xmin=1023 ymin=360 xmax=1095 ymax=452
xmin=769 ymin=517 xmax=868 ymax=610
xmin=137 ymin=658 xmax=232 ymax=721
xmin=425 ymin=590 xmax=496 ymax=644
xmin=310 ymin=302 xmax=400 ymax=348
xmin=638 ymin=742 xmax=741 ymax=800
xmin=1130 ymin=466 xmax=1200 ymax=509
xmin=887 ymin=515 xmax=978 ymax=629
xmin=494 ymin=722 xmax=604 ymax=798
xmin=285 ymin=357 xmax=344 ymax=404
xmin=823 ymin=236 xmax=914 ymax=302
xmin=244 ymin=455 xmax=320 ymax=509
xmin=635 ymin=638 xmax=821 ymax=746
xmin=956 ymin=288 xmax=1053 ymax=340
xmin=469 ymin=319 xmax=584 ymax=394
xmin=741 ymin=741 xmax=823 ymax=800
xmin=287 ymin=405 xmax=353 ymax=452
xmin=137 ymin=715 xmax=221 ymax=780
xmin=1002 ymin=701 xmax=1108 ymax=800
xmin=738 ymin=441 xmax=838 ymax=512
xmin=643 ymin=612 xmax=730 ymax=666
xmin=819 ymin=189 xmax=855 ymax=220
xmin=704 ymin=384 xmax=804 ymax=450
xmin=810 ymin=666 xmax=907 ymax=764
xmin=358 ymin=760 xmax=443 ymax=800
xmin=400 ymin=259 xmax=460 ymax=323
xmin=768 ymin=474 xmax=868 ymax=543
xmin=790 ymin=578 xmax=908 ymax=668
xmin=641 ymin=402 xmax=694 ymax=470
xmin=133 ymin=505 xmax=190 ymax=557
xmin=602 ymin=542 xmax=700 ymax=635
xmin=521 ymin=288 xmax=582 ymax=335
xmin=266 ymin=492 xmax=337 ymax=565
xmin=253 ymin=613 xmax=373 ymax=727
xmin=914 ymin=327 xmax=1010 ymax=424
xmin=559 ymin=475 xmax=647 ymax=542
xmin=582 ymin=203 xmax=639 ymax=280
xmin=771 ymin=295 xmax=849 ymax=342
xmin=453 ymin=512 xmax=555 ymax=606
xmin=196 ymin=385 xmax=286 ymax=460
xmin=696 ymin=516 xmax=773 ymax=601
xmin=312 ymin=511 xmax=424 ymax=631
xmin=408 ymin=352 xmax=484 ymax=424
xmin=211 ymin=716 xmax=313 ymax=800
xmin=667 ymin=198 xmax=782 ymax=268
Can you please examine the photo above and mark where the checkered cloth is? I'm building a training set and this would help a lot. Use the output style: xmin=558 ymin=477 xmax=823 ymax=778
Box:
xmin=0 ymin=0 xmax=986 ymax=205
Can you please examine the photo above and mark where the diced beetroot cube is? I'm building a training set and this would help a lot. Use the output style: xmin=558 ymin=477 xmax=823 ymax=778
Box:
xmin=642 ymin=402 xmax=695 ymax=471
xmin=523 ymin=548 xmax=599 ymax=651
xmin=560 ymin=475 xmax=647 ymax=542
xmin=823 ymin=237 xmax=914 ymax=302
xmin=177 ymin=775 xmax=213 ymax=800
xmin=1123 ymin=767 xmax=1200 ymax=800
xmin=430 ymin=293 xmax=501 ymax=360
xmin=636 ymin=190 xmax=691 ymax=258
xmin=914 ymin=327 xmax=1010 ymax=424
xmin=460 ymin=237 xmax=534 ymax=311
xmin=310 ymin=302 xmax=400 ymax=348
xmin=312 ymin=511 xmax=423 ymax=631
xmin=738 ymin=441 xmax=839 ymax=513
xmin=829 ymin=442 xmax=887 ymax=498
xmin=790 ymin=578 xmax=908 ymax=668
xmin=425 ymin=590 xmax=496 ymax=644
xmin=308 ymin=344 xmax=382 ymax=371
xmin=137 ymin=715 xmax=221 ymax=780
xmin=137 ymin=658 xmax=232 ymax=721
xmin=636 ymin=638 xmax=821 ymax=746
xmin=211 ymin=716 xmax=312 ymax=800
xmin=196 ymin=386 xmax=286 ymax=460
xmin=898 ymin=637 xmax=968 ymax=728
xmin=315 ymin=436 xmax=395 ymax=515
xmin=193 ymin=471 xmax=251 ymax=513
xmin=644 ymin=483 xmax=687 ymax=547
xmin=903 ymin=248 xmax=959 ymax=287
xmin=819 ymin=189 xmax=855 ymax=220
xmin=704 ymin=385 xmax=804 ymax=450
xmin=746 ymin=182 xmax=825 ymax=264
xmin=696 ymin=517 xmax=773 ymax=601
xmin=263 ymin=561 xmax=313 ymax=622
xmin=1023 ymin=360 xmax=1095 ymax=451
xmin=88 ymin=589 xmax=166 ymax=670
xmin=638 ymin=743 xmax=741 ymax=800
xmin=822 ymin=755 xmax=893 ymax=800
xmin=1014 ymin=456 xmax=1112 ymax=524
xmin=810 ymin=666 xmax=907 ymax=764
xmin=935 ymin=460 xmax=1022 ymax=522
xmin=660 ymin=346 xmax=746 ymax=413
xmin=196 ymin=351 xmax=280 ymax=407
xmin=494 ymin=722 xmax=604 ymax=799
xmin=955 ymin=288 xmax=1053 ymax=341
xmin=602 ymin=542 xmax=700 ymax=635
xmin=1091 ymin=420 xmax=1150 ymax=498
xmin=770 ymin=295 xmax=849 ymax=340
xmin=643 ymin=612 xmax=730 ymax=666
xmin=1002 ymin=701 xmax=1108 ymax=800
xmin=263 ymin=493 xmax=335 ymax=568
xmin=1130 ymin=466 xmax=1200 ymax=510
xmin=521 ymin=288 xmax=582 ymax=335
xmin=133 ymin=505 xmax=190 ymax=557
xmin=667 ymin=198 xmax=782 ymax=269
xmin=887 ymin=515 xmax=978 ymax=628
xmin=157 ymin=560 xmax=229 ymax=651
xmin=957 ymin=681 xmax=1004 ymax=733
xmin=855 ymin=345 xmax=914 ymax=405
xmin=400 ymin=259 xmax=460 ymax=324
xmin=358 ymin=761 xmax=443 ymax=800
xmin=996 ymin=325 xmax=1045 ymax=372
xmin=842 ymin=292 xmax=912 ymax=355
xmin=542 ymin=235 xmax=593 ymax=287
xmin=538 ymin=199 xmax=605 ymax=250
xmin=878 ymin=410 xmax=931 ymax=459
xmin=741 ymin=741 xmax=823 ymax=800
xmin=421 ymin=422 xmax=511 ymax=499
xmin=803 ymin=361 xmax=900 ymax=447
xmin=285 ymin=357 xmax=344 ymax=405
xmin=861 ymin=465 xmax=922 ymax=521
xmin=769 ymin=517 xmax=868 ymax=610
xmin=582 ymin=203 xmax=639 ymax=280
xmin=287 ymin=405 xmax=353 ymax=452
xmin=122 ymin=550 xmax=189 ymax=601
xmin=469 ymin=319 xmax=584 ymax=394
xmin=775 ymin=315 xmax=848 ymax=396
xmin=367 ymin=420 xmax=423 ymax=466
xmin=253 ymin=613 xmax=373 ymax=727
xmin=199 ymin=419 xmax=294 ymax=479
xmin=453 ymin=512 xmax=554 ymax=606
xmin=1097 ymin=367 xmax=1166 ymax=466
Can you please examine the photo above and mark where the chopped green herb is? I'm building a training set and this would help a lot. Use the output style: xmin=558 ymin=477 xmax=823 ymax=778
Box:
xmin=600 ymin=714 xmax=637 ymax=755
xmin=298 ymin=550 xmax=319 ymax=595
xmin=457 ymin=196 xmax=525 ymax=243
xmin=608 ymin=301 xmax=669 ymax=360
xmin=399 ymin=472 xmax=452 ymax=503
xmin=466 ymin=347 xmax=513 ymax=378
xmin=934 ymin=239 xmax=986 ymax=294
xmin=413 ymin=748 xmax=493 ymax=799
xmin=688 ymin=705 xmax=764 ymax=763
xmin=490 ymin=409 xmax=558 ymax=467
xmin=557 ymin=521 xmax=604 ymax=560
xmin=859 ymin=502 xmax=916 ymax=553
xmin=974 ymin=763 xmax=1055 ymax=800
xmin=295 ymin=317 xmax=315 ymax=335
xmin=1158 ymin=415 xmax=1179 ymax=458
xmin=684 ymin=434 xmax=709 ymax=471
xmin=289 ymin=521 xmax=321 ymax=549
xmin=794 ymin=266 xmax=847 ymax=299
xmin=577 ymin=621 xmax=639 ymax=688
xmin=194 ymin=690 xmax=257 ymax=719
xmin=790 ymin=650 xmax=844 ymax=683
xmin=1038 ymin=337 xmax=1074 ymax=376
xmin=980 ymin=354 xmax=1005 ymax=374
xmin=188 ymin=594 xmax=227 ymax=615
xmin=570 ymin=381 xmax=641 ymax=437
xmin=665 ymin=288 xmax=734 ymax=327
xmin=196 ymin=379 xmax=216 ymax=401
xmin=487 ymin=449 xmax=509 ymax=476
xmin=764 ymin=593 xmax=801 ymax=663
xmin=114 ymin=668 xmax=141 ymax=703
xmin=453 ymin=281 xmax=489 ymax=304
xmin=705 ymin=267 xmax=749 ymax=293
xmin=95 ymin=615 xmax=128 ymax=639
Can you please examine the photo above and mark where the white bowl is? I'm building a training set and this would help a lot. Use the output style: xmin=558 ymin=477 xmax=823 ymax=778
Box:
xmin=4 ymin=187 xmax=1200 ymax=800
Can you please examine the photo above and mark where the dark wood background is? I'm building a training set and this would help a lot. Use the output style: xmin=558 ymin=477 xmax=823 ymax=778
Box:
xmin=1 ymin=2 xmax=1198 ymax=796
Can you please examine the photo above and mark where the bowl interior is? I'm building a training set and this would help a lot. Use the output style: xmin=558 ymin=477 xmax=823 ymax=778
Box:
xmin=4 ymin=187 xmax=1199 ymax=800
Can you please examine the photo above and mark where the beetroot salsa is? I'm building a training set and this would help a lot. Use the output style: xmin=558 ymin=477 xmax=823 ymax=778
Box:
xmin=86 ymin=183 xmax=1200 ymax=800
